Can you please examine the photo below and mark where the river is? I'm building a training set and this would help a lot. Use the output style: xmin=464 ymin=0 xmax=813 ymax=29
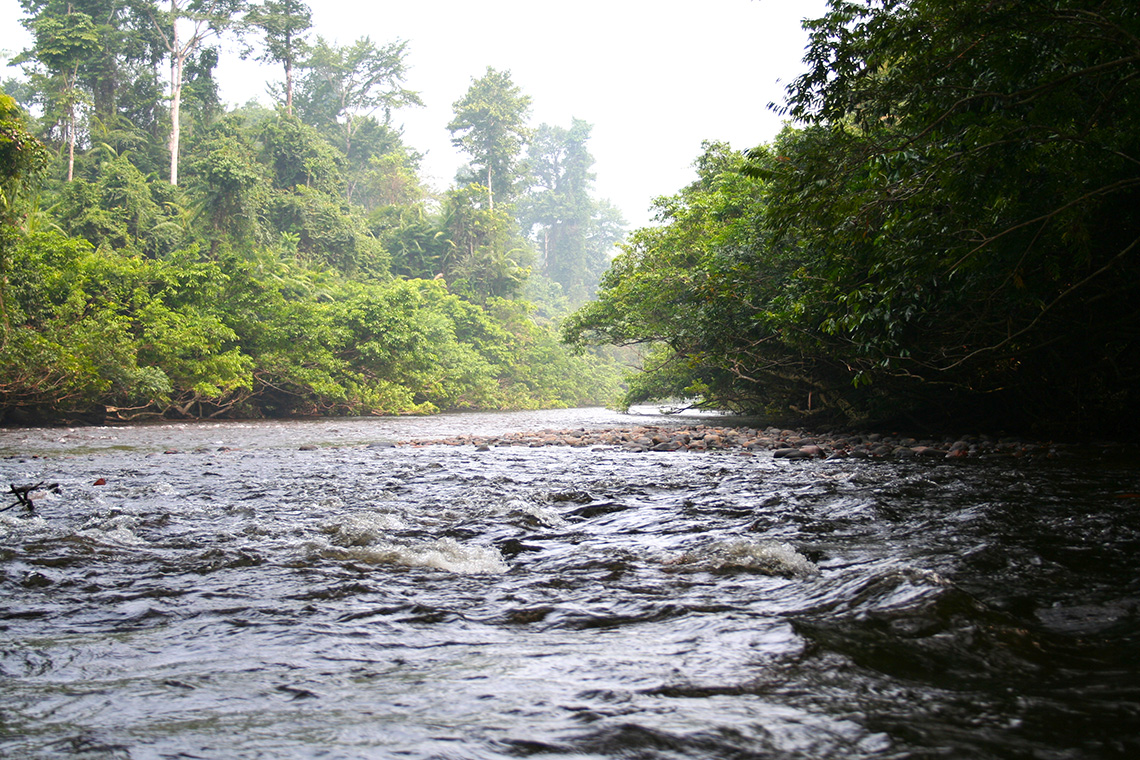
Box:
xmin=2 ymin=408 xmax=1138 ymax=759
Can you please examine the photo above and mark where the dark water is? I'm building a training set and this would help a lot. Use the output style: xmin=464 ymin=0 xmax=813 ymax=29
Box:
xmin=2 ymin=409 xmax=1138 ymax=759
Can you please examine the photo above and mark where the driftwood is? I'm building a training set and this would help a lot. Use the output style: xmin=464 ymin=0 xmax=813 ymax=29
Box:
xmin=2 ymin=482 xmax=61 ymax=513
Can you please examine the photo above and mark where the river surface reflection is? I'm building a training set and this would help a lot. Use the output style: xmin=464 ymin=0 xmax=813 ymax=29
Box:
xmin=2 ymin=408 xmax=1138 ymax=759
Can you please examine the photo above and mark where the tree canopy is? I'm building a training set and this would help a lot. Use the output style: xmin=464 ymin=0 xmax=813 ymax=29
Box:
xmin=567 ymin=0 xmax=1140 ymax=436
xmin=448 ymin=67 xmax=531 ymax=210
xmin=242 ymin=0 xmax=312 ymax=115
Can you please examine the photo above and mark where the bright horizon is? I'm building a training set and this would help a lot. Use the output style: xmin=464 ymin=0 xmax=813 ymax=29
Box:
xmin=0 ymin=0 xmax=827 ymax=229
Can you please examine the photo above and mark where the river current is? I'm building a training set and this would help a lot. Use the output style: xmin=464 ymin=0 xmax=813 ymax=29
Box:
xmin=2 ymin=408 xmax=1138 ymax=759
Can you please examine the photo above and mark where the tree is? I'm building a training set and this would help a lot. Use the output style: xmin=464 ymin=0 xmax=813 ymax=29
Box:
xmin=448 ymin=67 xmax=531 ymax=210
xmin=243 ymin=0 xmax=311 ymax=115
xmin=440 ymin=184 xmax=531 ymax=301
xmin=267 ymin=184 xmax=389 ymax=276
xmin=18 ymin=0 xmax=167 ymax=135
xmin=18 ymin=5 xmax=102 ymax=181
xmin=563 ymin=143 xmax=797 ymax=414
xmin=258 ymin=111 xmax=342 ymax=193
xmin=146 ymin=0 xmax=241 ymax=184
xmin=0 ymin=89 xmax=49 ymax=345
xmin=522 ymin=118 xmax=623 ymax=302
xmin=764 ymin=0 xmax=1140 ymax=429
xmin=55 ymin=151 xmax=188 ymax=256
xmin=185 ymin=115 xmax=267 ymax=253
xmin=570 ymin=0 xmax=1140 ymax=434
xmin=293 ymin=35 xmax=421 ymax=157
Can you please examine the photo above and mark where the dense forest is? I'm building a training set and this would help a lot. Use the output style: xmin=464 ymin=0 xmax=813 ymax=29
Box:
xmin=566 ymin=0 xmax=1140 ymax=438
xmin=1 ymin=0 xmax=627 ymax=423
xmin=3 ymin=0 xmax=1138 ymax=437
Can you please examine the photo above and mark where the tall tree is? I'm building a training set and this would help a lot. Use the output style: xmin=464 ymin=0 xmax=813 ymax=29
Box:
xmin=293 ymin=36 xmax=421 ymax=157
xmin=146 ymin=0 xmax=241 ymax=185
xmin=523 ymin=118 xmax=614 ymax=301
xmin=18 ymin=4 xmax=101 ymax=181
xmin=19 ymin=0 xmax=166 ymax=132
xmin=448 ymin=67 xmax=531 ymax=210
xmin=243 ymin=0 xmax=311 ymax=116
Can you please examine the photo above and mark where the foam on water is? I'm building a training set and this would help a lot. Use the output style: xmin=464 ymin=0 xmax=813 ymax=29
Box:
xmin=314 ymin=535 xmax=509 ymax=574
xmin=668 ymin=539 xmax=821 ymax=578
xmin=494 ymin=497 xmax=569 ymax=528
xmin=77 ymin=525 xmax=149 ymax=547
xmin=320 ymin=510 xmax=409 ymax=546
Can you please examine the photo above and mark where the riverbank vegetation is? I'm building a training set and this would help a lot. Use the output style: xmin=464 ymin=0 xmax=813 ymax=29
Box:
xmin=565 ymin=0 xmax=1139 ymax=437
xmin=0 ymin=1 xmax=625 ymax=424
xmin=3 ymin=1 xmax=1137 ymax=436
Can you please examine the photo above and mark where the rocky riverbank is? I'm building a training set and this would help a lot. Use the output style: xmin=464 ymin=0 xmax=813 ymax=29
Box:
xmin=400 ymin=424 xmax=1069 ymax=460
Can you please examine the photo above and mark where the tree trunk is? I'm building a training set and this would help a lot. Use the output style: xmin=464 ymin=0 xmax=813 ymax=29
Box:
xmin=285 ymin=58 xmax=293 ymax=116
xmin=66 ymin=102 xmax=75 ymax=182
xmin=169 ymin=52 xmax=182 ymax=185
xmin=167 ymin=17 xmax=182 ymax=185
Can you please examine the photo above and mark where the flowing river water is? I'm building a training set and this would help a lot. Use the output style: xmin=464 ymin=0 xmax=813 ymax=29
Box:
xmin=2 ymin=408 xmax=1138 ymax=759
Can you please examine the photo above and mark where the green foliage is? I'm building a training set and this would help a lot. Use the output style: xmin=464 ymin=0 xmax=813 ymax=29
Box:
xmin=1 ymin=89 xmax=50 ymax=349
xmin=341 ymin=120 xmax=419 ymax=209
xmin=16 ymin=4 xmax=101 ymax=176
xmin=569 ymin=0 xmax=1140 ymax=435
xmin=185 ymin=116 xmax=268 ymax=250
xmin=0 ymin=231 xmax=250 ymax=419
xmin=439 ymin=184 xmax=532 ymax=302
xmin=0 ymin=224 xmax=623 ymax=422
xmin=17 ymin=0 xmax=166 ymax=151
xmin=54 ymin=152 xmax=188 ymax=256
xmin=370 ymin=203 xmax=446 ymax=281
xmin=294 ymin=35 xmax=422 ymax=156
xmin=0 ymin=90 xmax=49 ymax=222
xmin=267 ymin=184 xmax=388 ymax=277
xmin=0 ymin=17 xmax=628 ymax=424
xmin=766 ymin=0 xmax=1140 ymax=430
xmin=258 ymin=112 xmax=343 ymax=193
xmin=242 ymin=0 xmax=312 ymax=114
xmin=448 ymin=67 xmax=531 ymax=209
xmin=564 ymin=142 xmax=822 ymax=416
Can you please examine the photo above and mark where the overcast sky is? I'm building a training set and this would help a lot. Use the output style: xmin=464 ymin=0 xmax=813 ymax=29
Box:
xmin=1 ymin=0 xmax=828 ymax=228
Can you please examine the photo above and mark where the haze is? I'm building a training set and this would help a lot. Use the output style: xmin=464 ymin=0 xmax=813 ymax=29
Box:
xmin=0 ymin=0 xmax=828 ymax=228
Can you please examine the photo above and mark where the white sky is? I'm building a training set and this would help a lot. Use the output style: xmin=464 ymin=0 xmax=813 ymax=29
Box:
xmin=1 ymin=0 xmax=828 ymax=228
